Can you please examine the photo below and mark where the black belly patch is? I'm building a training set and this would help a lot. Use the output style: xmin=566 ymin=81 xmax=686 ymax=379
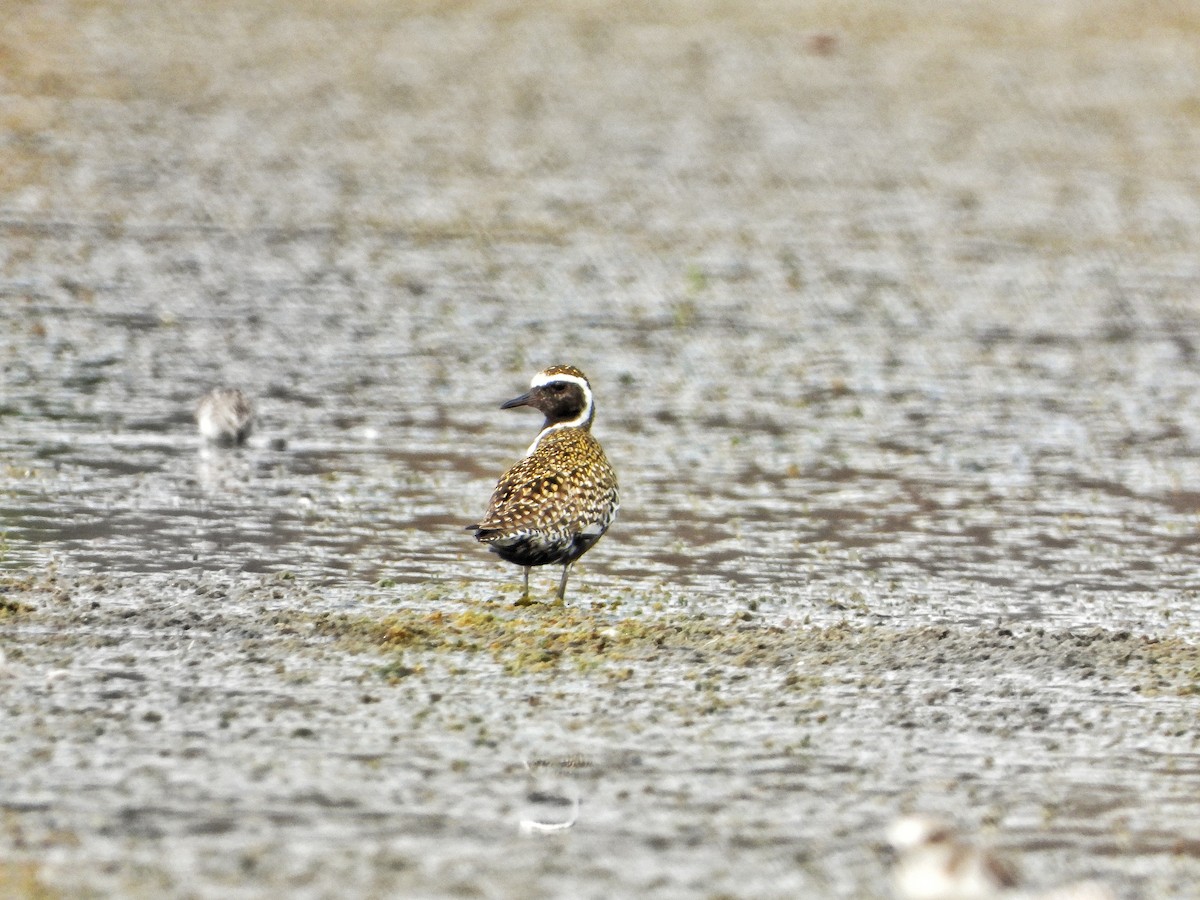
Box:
xmin=488 ymin=531 xmax=602 ymax=568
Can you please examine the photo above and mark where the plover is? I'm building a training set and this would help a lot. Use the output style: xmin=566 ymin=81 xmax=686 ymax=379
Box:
xmin=468 ymin=365 xmax=619 ymax=603
xmin=886 ymin=816 xmax=1114 ymax=900
xmin=195 ymin=387 xmax=254 ymax=446
xmin=887 ymin=815 xmax=1019 ymax=900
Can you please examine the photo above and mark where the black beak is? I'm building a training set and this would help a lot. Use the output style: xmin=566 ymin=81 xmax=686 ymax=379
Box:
xmin=500 ymin=390 xmax=534 ymax=410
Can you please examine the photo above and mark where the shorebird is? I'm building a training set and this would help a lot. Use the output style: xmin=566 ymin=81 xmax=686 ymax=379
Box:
xmin=195 ymin=387 xmax=254 ymax=446
xmin=886 ymin=816 xmax=1114 ymax=900
xmin=468 ymin=365 xmax=619 ymax=603
xmin=887 ymin=815 xmax=1019 ymax=900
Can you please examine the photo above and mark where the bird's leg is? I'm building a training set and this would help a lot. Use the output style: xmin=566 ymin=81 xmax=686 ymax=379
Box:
xmin=513 ymin=566 xmax=536 ymax=608
xmin=555 ymin=563 xmax=571 ymax=605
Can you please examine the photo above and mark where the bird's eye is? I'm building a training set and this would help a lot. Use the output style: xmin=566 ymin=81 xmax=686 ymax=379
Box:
xmin=548 ymin=382 xmax=568 ymax=392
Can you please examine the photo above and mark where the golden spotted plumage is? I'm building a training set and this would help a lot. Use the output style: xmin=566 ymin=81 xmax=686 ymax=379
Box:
xmin=475 ymin=428 xmax=618 ymax=549
xmin=468 ymin=366 xmax=619 ymax=602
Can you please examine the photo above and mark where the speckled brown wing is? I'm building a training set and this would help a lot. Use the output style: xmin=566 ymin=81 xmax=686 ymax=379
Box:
xmin=471 ymin=428 xmax=619 ymax=566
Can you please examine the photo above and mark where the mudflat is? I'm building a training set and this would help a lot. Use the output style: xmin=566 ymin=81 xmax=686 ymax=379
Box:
xmin=3 ymin=2 xmax=1200 ymax=897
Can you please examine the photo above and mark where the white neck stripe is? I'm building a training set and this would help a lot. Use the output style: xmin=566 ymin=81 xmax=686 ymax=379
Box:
xmin=522 ymin=371 xmax=595 ymax=456
xmin=524 ymin=422 xmax=569 ymax=456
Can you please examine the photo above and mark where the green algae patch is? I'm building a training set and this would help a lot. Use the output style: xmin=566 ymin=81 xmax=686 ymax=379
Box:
xmin=0 ymin=861 xmax=61 ymax=900
xmin=0 ymin=566 xmax=67 ymax=616
xmin=295 ymin=601 xmax=1200 ymax=696
xmin=303 ymin=601 xmax=803 ymax=676
xmin=0 ymin=596 xmax=35 ymax=617
xmin=1122 ymin=635 xmax=1200 ymax=697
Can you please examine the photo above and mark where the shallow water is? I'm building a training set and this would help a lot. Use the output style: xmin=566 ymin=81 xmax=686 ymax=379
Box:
xmin=3 ymin=3 xmax=1200 ymax=898
xmin=5 ymin=264 xmax=1200 ymax=629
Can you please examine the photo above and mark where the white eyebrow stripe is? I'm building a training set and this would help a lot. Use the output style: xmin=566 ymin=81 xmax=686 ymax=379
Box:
xmin=529 ymin=371 xmax=589 ymax=390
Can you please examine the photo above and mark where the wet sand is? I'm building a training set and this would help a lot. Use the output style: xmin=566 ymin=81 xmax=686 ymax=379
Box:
xmin=3 ymin=2 xmax=1200 ymax=897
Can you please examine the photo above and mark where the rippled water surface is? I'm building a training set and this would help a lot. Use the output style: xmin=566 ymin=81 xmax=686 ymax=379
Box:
xmin=5 ymin=263 xmax=1200 ymax=629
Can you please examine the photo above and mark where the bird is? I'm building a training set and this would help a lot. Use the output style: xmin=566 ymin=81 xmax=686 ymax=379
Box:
xmin=887 ymin=815 xmax=1019 ymax=900
xmin=886 ymin=816 xmax=1115 ymax=900
xmin=195 ymin=387 xmax=254 ymax=446
xmin=467 ymin=364 xmax=619 ymax=604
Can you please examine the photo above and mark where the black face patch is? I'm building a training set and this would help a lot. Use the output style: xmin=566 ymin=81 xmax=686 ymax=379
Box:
xmin=532 ymin=381 xmax=588 ymax=423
